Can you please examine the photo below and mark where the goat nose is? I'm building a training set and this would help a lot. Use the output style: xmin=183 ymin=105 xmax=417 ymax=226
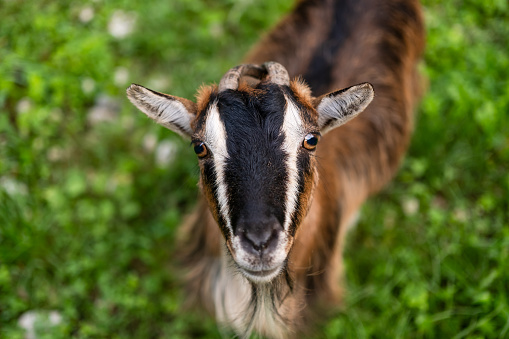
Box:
xmin=244 ymin=226 xmax=275 ymax=250
xmin=236 ymin=215 xmax=283 ymax=252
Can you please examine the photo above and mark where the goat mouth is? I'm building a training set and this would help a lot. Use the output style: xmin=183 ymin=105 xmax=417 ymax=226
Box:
xmin=240 ymin=266 xmax=281 ymax=282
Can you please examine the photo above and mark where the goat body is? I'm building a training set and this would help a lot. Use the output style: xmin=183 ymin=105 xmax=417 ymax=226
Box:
xmin=127 ymin=0 xmax=425 ymax=337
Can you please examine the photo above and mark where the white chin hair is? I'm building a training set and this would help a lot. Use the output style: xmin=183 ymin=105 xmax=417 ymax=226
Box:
xmin=240 ymin=266 xmax=283 ymax=284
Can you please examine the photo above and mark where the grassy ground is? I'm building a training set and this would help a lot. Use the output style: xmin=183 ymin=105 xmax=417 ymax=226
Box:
xmin=0 ymin=0 xmax=508 ymax=338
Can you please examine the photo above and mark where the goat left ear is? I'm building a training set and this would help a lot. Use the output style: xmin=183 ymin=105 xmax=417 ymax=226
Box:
xmin=127 ymin=84 xmax=197 ymax=139
xmin=314 ymin=83 xmax=374 ymax=135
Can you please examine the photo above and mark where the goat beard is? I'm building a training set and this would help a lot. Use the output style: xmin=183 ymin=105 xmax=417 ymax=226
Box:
xmin=223 ymin=250 xmax=299 ymax=338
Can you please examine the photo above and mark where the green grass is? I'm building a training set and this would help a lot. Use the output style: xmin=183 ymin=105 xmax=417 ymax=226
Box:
xmin=0 ymin=0 xmax=508 ymax=338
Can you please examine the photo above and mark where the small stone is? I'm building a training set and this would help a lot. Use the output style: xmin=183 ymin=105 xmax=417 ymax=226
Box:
xmin=18 ymin=310 xmax=62 ymax=339
xmin=402 ymin=197 xmax=419 ymax=216
xmin=16 ymin=98 xmax=32 ymax=114
xmin=114 ymin=67 xmax=129 ymax=86
xmin=87 ymin=95 xmax=120 ymax=125
xmin=0 ymin=176 xmax=28 ymax=196
xmin=108 ymin=10 xmax=137 ymax=39
xmin=81 ymin=77 xmax=95 ymax=94
xmin=143 ymin=134 xmax=157 ymax=152
xmin=453 ymin=208 xmax=468 ymax=222
xmin=79 ymin=7 xmax=94 ymax=23
xmin=155 ymin=140 xmax=177 ymax=167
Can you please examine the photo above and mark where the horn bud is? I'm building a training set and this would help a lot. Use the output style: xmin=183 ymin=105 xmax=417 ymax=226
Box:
xmin=218 ymin=64 xmax=264 ymax=92
xmin=218 ymin=62 xmax=290 ymax=92
xmin=262 ymin=61 xmax=290 ymax=87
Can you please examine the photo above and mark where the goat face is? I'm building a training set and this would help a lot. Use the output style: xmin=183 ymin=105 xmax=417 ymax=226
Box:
xmin=193 ymin=81 xmax=318 ymax=283
xmin=127 ymin=62 xmax=374 ymax=283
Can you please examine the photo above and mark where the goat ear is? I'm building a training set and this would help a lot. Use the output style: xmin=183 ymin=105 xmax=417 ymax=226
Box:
xmin=127 ymin=84 xmax=197 ymax=139
xmin=314 ymin=83 xmax=374 ymax=135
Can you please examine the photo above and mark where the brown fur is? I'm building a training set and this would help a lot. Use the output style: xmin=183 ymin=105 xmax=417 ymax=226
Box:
xmin=179 ymin=0 xmax=425 ymax=336
xmin=195 ymin=84 xmax=217 ymax=117
xmin=178 ymin=198 xmax=221 ymax=315
xmin=290 ymin=78 xmax=315 ymax=112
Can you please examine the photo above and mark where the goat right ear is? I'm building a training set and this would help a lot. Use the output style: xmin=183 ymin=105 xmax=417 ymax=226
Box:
xmin=127 ymin=84 xmax=197 ymax=139
xmin=314 ymin=83 xmax=374 ymax=135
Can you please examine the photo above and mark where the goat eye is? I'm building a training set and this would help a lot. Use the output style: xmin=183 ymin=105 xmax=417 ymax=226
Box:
xmin=193 ymin=142 xmax=208 ymax=158
xmin=302 ymin=133 xmax=320 ymax=150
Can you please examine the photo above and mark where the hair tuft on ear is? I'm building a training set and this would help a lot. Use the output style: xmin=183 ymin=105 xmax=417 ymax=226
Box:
xmin=315 ymin=82 xmax=374 ymax=135
xmin=127 ymin=84 xmax=197 ymax=138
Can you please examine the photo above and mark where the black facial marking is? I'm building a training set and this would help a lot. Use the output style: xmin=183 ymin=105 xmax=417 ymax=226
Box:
xmin=218 ymin=84 xmax=289 ymax=232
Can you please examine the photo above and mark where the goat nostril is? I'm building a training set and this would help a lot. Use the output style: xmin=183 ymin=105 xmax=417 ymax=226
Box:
xmin=235 ymin=215 xmax=283 ymax=253
xmin=241 ymin=226 xmax=279 ymax=253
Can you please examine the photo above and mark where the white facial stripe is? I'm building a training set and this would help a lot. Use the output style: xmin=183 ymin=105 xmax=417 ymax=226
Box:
xmin=281 ymin=96 xmax=304 ymax=230
xmin=205 ymin=102 xmax=232 ymax=232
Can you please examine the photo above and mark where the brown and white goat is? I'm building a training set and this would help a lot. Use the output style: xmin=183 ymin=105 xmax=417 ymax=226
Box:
xmin=127 ymin=0 xmax=425 ymax=337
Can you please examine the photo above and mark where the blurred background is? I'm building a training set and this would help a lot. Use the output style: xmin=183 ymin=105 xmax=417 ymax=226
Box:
xmin=0 ymin=0 xmax=508 ymax=338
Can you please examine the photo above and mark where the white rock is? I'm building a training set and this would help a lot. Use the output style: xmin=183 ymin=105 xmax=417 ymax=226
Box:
xmin=155 ymin=140 xmax=177 ymax=167
xmin=108 ymin=10 xmax=137 ymax=38
xmin=16 ymin=98 xmax=32 ymax=114
xmin=402 ymin=197 xmax=419 ymax=216
xmin=114 ymin=67 xmax=129 ymax=86
xmin=79 ymin=7 xmax=94 ymax=23
xmin=47 ymin=147 xmax=65 ymax=162
xmin=18 ymin=310 xmax=62 ymax=339
xmin=453 ymin=208 xmax=468 ymax=222
xmin=0 ymin=176 xmax=28 ymax=196
xmin=49 ymin=311 xmax=62 ymax=325
xmin=143 ymin=133 xmax=157 ymax=152
xmin=81 ymin=77 xmax=95 ymax=94
xmin=87 ymin=95 xmax=120 ymax=125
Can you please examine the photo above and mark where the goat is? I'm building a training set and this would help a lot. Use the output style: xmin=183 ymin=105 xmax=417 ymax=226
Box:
xmin=126 ymin=0 xmax=425 ymax=337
